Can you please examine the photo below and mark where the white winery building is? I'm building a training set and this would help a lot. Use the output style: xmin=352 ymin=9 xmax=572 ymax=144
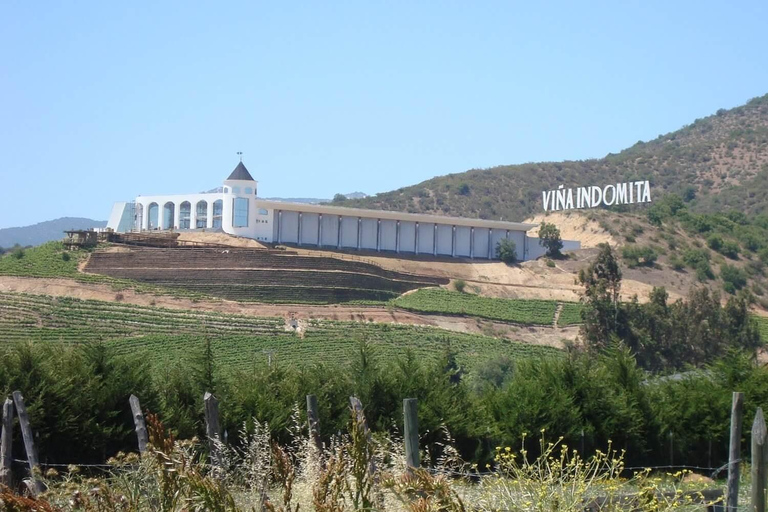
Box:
xmin=107 ymin=161 xmax=579 ymax=260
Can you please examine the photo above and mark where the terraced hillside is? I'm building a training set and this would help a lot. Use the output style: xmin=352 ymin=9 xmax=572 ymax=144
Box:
xmin=0 ymin=292 xmax=561 ymax=372
xmin=86 ymin=247 xmax=448 ymax=304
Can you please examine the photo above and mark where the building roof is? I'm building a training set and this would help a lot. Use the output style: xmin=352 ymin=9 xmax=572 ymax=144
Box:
xmin=227 ymin=162 xmax=255 ymax=181
xmin=255 ymin=199 xmax=537 ymax=232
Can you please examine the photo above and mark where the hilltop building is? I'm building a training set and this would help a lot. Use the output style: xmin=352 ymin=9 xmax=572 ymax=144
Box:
xmin=107 ymin=161 xmax=579 ymax=260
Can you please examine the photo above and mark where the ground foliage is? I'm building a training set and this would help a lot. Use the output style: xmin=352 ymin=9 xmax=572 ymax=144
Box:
xmin=579 ymin=244 xmax=761 ymax=372
xmin=1 ymin=338 xmax=767 ymax=475
xmin=392 ymin=288 xmax=558 ymax=325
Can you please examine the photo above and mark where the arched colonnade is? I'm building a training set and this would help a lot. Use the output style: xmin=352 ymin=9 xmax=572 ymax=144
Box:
xmin=136 ymin=199 xmax=223 ymax=230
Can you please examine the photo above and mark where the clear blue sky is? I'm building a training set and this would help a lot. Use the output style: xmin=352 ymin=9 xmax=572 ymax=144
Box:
xmin=1 ymin=1 xmax=767 ymax=228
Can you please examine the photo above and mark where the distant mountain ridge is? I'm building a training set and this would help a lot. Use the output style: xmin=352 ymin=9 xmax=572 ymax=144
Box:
xmin=347 ymin=93 xmax=768 ymax=221
xmin=0 ymin=217 xmax=106 ymax=248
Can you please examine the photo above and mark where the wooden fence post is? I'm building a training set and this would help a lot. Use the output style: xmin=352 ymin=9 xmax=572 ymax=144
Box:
xmin=12 ymin=391 xmax=44 ymax=496
xmin=129 ymin=395 xmax=148 ymax=455
xmin=727 ymin=391 xmax=744 ymax=511
xmin=204 ymin=392 xmax=221 ymax=468
xmin=403 ymin=398 xmax=419 ymax=469
xmin=0 ymin=397 xmax=13 ymax=488
xmin=752 ymin=407 xmax=767 ymax=512
xmin=306 ymin=394 xmax=321 ymax=451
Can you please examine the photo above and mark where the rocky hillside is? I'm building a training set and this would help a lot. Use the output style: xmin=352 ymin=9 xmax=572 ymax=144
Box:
xmin=346 ymin=93 xmax=768 ymax=221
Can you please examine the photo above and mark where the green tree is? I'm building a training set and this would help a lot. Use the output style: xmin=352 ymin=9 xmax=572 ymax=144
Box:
xmin=332 ymin=193 xmax=347 ymax=203
xmin=538 ymin=222 xmax=563 ymax=257
xmin=495 ymin=238 xmax=517 ymax=264
xmin=578 ymin=243 xmax=622 ymax=350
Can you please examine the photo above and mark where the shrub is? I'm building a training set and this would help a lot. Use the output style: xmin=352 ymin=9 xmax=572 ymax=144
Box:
xmin=61 ymin=252 xmax=71 ymax=262
xmin=683 ymin=248 xmax=709 ymax=268
xmin=695 ymin=260 xmax=714 ymax=282
xmin=707 ymin=234 xmax=723 ymax=251
xmin=456 ymin=183 xmax=470 ymax=196
xmin=546 ymin=259 xmax=556 ymax=268
xmin=496 ymin=239 xmax=517 ymax=264
xmin=621 ymin=245 xmax=658 ymax=268
xmin=454 ymin=279 xmax=466 ymax=293
xmin=721 ymin=240 xmax=740 ymax=259
xmin=668 ymin=254 xmax=685 ymax=271
xmin=11 ymin=247 xmax=25 ymax=259
xmin=720 ymin=264 xmax=747 ymax=293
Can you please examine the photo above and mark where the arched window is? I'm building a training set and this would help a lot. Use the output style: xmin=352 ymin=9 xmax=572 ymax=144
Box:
xmin=258 ymin=208 xmax=269 ymax=215
xmin=244 ymin=187 xmax=253 ymax=195
xmin=179 ymin=201 xmax=191 ymax=229
xmin=196 ymin=201 xmax=208 ymax=228
xmin=163 ymin=202 xmax=175 ymax=230
xmin=212 ymin=200 xmax=223 ymax=228
xmin=147 ymin=203 xmax=159 ymax=230
xmin=233 ymin=197 xmax=249 ymax=227
xmin=223 ymin=187 xmax=229 ymax=193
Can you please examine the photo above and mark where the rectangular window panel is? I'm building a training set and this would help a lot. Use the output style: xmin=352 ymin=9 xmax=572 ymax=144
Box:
xmin=233 ymin=197 xmax=249 ymax=227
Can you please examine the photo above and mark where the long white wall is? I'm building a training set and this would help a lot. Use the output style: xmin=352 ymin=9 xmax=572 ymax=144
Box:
xmin=109 ymin=184 xmax=583 ymax=260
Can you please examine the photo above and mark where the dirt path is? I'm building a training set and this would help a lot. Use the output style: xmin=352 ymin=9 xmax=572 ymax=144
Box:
xmin=0 ymin=276 xmax=578 ymax=347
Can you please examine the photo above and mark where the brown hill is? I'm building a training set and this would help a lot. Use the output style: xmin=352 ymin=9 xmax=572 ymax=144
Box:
xmin=346 ymin=94 xmax=768 ymax=221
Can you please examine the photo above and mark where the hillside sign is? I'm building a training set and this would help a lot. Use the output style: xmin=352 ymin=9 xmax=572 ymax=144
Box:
xmin=542 ymin=181 xmax=652 ymax=212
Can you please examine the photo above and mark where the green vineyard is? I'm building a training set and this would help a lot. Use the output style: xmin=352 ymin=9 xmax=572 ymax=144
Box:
xmin=557 ymin=302 xmax=585 ymax=326
xmin=393 ymin=288 xmax=561 ymax=325
xmin=0 ymin=292 xmax=562 ymax=373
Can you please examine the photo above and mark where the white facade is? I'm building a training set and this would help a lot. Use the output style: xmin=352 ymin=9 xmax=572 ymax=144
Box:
xmin=106 ymin=162 xmax=580 ymax=261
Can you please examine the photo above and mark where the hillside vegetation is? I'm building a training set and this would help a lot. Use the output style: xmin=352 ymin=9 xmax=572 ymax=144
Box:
xmin=346 ymin=93 xmax=768 ymax=221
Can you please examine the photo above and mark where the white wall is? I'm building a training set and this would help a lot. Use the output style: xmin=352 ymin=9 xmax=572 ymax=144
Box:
xmin=320 ymin=214 xmax=339 ymax=247
xmin=455 ymin=226 xmax=471 ymax=257
xmin=360 ymin=218 xmax=377 ymax=250
xmin=340 ymin=216 xmax=358 ymax=248
xmin=300 ymin=213 xmax=320 ymax=245
xmin=417 ymin=223 xmax=435 ymax=254
xmin=379 ymin=220 xmax=397 ymax=251
xmin=399 ymin=221 xmax=416 ymax=253
xmin=436 ymin=225 xmax=453 ymax=255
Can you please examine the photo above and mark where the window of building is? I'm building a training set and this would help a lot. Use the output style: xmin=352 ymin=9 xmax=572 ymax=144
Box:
xmin=244 ymin=187 xmax=252 ymax=195
xmin=163 ymin=202 xmax=175 ymax=230
xmin=147 ymin=203 xmax=159 ymax=229
xmin=258 ymin=208 xmax=269 ymax=215
xmin=233 ymin=197 xmax=249 ymax=227
xmin=179 ymin=201 xmax=191 ymax=229
xmin=212 ymin=200 xmax=223 ymax=228
xmin=196 ymin=201 xmax=208 ymax=228
xmin=223 ymin=187 xmax=229 ymax=193
xmin=232 ymin=186 xmax=241 ymax=194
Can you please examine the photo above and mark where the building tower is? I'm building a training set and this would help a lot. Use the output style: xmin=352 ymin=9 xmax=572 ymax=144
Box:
xmin=222 ymin=161 xmax=258 ymax=236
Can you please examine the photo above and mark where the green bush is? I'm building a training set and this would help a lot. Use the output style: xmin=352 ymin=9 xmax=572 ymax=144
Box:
xmin=721 ymin=240 xmax=740 ymax=259
xmin=496 ymin=238 xmax=517 ymax=264
xmin=621 ymin=245 xmax=658 ymax=268
xmin=707 ymin=234 xmax=723 ymax=251
xmin=720 ymin=264 xmax=748 ymax=293
xmin=454 ymin=279 xmax=466 ymax=293
xmin=11 ymin=247 xmax=25 ymax=259
xmin=668 ymin=254 xmax=685 ymax=271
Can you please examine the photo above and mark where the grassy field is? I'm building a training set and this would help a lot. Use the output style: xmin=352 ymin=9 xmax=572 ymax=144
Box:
xmin=393 ymin=288 xmax=565 ymax=325
xmin=0 ymin=292 xmax=562 ymax=373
